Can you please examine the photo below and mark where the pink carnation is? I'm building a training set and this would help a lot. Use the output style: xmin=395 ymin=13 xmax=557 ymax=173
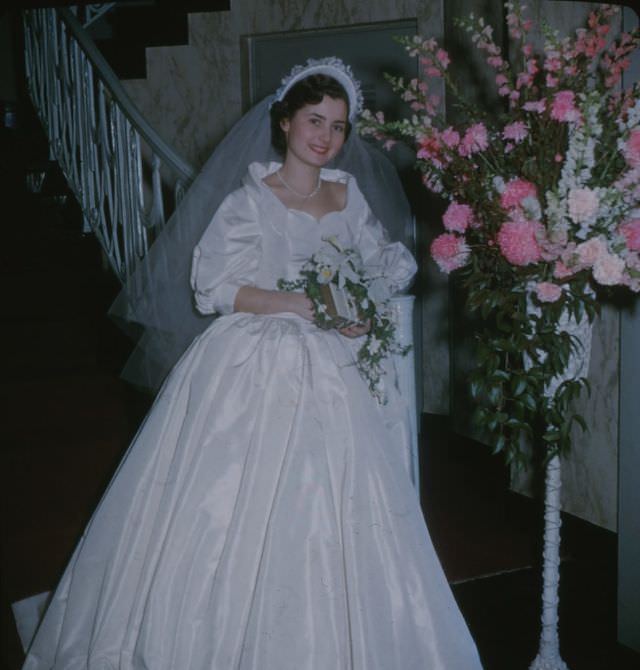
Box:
xmin=550 ymin=90 xmax=581 ymax=123
xmin=620 ymin=218 xmax=640 ymax=251
xmin=500 ymin=178 xmax=538 ymax=210
xmin=459 ymin=123 xmax=489 ymax=156
xmin=535 ymin=282 xmax=563 ymax=303
xmin=430 ymin=233 xmax=470 ymax=273
xmin=443 ymin=202 xmax=475 ymax=233
xmin=497 ymin=219 xmax=543 ymax=266
xmin=623 ymin=129 xmax=640 ymax=168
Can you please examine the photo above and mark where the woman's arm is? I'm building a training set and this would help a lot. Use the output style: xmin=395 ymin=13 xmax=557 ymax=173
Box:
xmin=234 ymin=286 xmax=315 ymax=321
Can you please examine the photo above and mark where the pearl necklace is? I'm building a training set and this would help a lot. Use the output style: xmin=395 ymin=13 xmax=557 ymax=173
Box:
xmin=276 ymin=169 xmax=322 ymax=199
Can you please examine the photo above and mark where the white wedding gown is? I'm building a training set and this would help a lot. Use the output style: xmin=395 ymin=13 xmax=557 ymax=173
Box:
xmin=22 ymin=163 xmax=483 ymax=669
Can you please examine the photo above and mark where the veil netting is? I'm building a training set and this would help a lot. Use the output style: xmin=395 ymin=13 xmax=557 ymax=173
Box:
xmin=109 ymin=94 xmax=415 ymax=393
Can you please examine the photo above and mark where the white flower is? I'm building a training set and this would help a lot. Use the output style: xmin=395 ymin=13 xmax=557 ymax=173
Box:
xmin=368 ymin=337 xmax=383 ymax=355
xmin=521 ymin=195 xmax=542 ymax=221
xmin=593 ymin=251 xmax=625 ymax=286
xmin=368 ymin=277 xmax=392 ymax=304
xmin=317 ymin=266 xmax=335 ymax=284
xmin=568 ymin=187 xmax=599 ymax=224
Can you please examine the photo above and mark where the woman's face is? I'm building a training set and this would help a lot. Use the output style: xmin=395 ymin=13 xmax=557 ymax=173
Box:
xmin=281 ymin=95 xmax=348 ymax=168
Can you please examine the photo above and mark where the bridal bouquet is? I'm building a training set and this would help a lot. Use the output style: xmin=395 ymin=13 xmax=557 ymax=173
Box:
xmin=278 ymin=237 xmax=409 ymax=403
xmin=359 ymin=2 xmax=640 ymax=463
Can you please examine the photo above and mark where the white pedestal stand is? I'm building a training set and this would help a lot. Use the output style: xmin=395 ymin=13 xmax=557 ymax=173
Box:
xmin=527 ymin=301 xmax=593 ymax=670
xmin=529 ymin=453 xmax=569 ymax=670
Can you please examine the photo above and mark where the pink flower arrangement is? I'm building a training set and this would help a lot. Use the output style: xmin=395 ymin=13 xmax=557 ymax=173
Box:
xmin=497 ymin=219 xmax=543 ymax=266
xmin=430 ymin=233 xmax=470 ymax=272
xmin=359 ymin=1 xmax=640 ymax=473
xmin=359 ymin=2 xmax=640 ymax=293
xmin=442 ymin=202 xmax=475 ymax=233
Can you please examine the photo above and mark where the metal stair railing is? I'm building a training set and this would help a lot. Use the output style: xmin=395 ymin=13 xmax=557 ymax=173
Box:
xmin=23 ymin=6 xmax=197 ymax=283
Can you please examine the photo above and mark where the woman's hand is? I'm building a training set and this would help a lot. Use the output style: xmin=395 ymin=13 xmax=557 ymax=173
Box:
xmin=288 ymin=292 xmax=315 ymax=321
xmin=338 ymin=321 xmax=371 ymax=338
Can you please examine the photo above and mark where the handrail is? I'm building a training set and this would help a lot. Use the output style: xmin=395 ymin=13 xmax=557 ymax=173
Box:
xmin=23 ymin=6 xmax=197 ymax=282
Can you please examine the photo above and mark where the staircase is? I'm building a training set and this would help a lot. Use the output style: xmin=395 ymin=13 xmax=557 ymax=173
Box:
xmin=0 ymin=8 xmax=227 ymax=665
xmin=86 ymin=0 xmax=230 ymax=80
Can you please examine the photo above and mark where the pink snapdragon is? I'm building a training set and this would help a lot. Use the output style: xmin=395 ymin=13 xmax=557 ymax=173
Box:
xmin=431 ymin=233 xmax=470 ymax=273
xmin=497 ymin=220 xmax=543 ymax=266
xmin=620 ymin=218 xmax=640 ymax=251
xmin=440 ymin=127 xmax=460 ymax=148
xmin=417 ymin=134 xmax=444 ymax=167
xmin=523 ymin=100 xmax=546 ymax=114
xmin=459 ymin=123 xmax=489 ymax=156
xmin=442 ymin=202 xmax=476 ymax=233
xmin=436 ymin=48 xmax=451 ymax=69
xmin=550 ymin=90 xmax=581 ymax=123
xmin=623 ymin=129 xmax=640 ymax=168
xmin=500 ymin=178 xmax=537 ymax=210
xmin=535 ymin=282 xmax=563 ymax=303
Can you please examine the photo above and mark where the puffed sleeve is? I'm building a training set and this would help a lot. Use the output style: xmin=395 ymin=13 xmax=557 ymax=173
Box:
xmin=190 ymin=187 xmax=262 ymax=315
xmin=353 ymin=187 xmax=417 ymax=295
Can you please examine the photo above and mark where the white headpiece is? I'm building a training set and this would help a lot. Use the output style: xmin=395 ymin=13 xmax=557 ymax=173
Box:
xmin=274 ymin=57 xmax=364 ymax=121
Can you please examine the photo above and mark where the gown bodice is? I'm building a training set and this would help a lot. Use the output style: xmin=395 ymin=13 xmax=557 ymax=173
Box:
xmin=190 ymin=161 xmax=417 ymax=316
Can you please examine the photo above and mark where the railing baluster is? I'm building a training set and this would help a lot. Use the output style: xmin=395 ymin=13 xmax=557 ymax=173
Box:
xmin=22 ymin=7 xmax=197 ymax=283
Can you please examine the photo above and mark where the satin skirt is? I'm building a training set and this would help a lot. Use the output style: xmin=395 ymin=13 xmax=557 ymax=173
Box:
xmin=23 ymin=313 xmax=483 ymax=670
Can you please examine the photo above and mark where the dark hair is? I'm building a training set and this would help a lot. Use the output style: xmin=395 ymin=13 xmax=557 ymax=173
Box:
xmin=270 ymin=74 xmax=352 ymax=156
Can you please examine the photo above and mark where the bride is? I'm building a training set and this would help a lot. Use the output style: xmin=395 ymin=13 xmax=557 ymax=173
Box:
xmin=22 ymin=59 xmax=484 ymax=669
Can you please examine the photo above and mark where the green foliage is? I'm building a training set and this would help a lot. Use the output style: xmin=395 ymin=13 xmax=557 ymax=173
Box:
xmin=466 ymin=266 xmax=597 ymax=468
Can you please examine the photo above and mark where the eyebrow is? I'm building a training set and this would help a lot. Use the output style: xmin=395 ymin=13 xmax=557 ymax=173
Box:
xmin=307 ymin=112 xmax=346 ymax=125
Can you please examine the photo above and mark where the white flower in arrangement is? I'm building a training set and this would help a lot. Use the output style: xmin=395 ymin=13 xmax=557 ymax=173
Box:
xmin=368 ymin=336 xmax=383 ymax=356
xmin=567 ymin=187 xmax=599 ymax=223
xmin=593 ymin=250 xmax=626 ymax=286
xmin=317 ymin=266 xmax=335 ymax=284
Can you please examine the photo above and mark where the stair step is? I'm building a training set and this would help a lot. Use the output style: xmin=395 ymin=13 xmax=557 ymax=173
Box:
xmin=91 ymin=0 xmax=230 ymax=79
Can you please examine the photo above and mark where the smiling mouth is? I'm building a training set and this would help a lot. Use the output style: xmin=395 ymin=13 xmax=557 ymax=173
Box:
xmin=310 ymin=145 xmax=329 ymax=154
